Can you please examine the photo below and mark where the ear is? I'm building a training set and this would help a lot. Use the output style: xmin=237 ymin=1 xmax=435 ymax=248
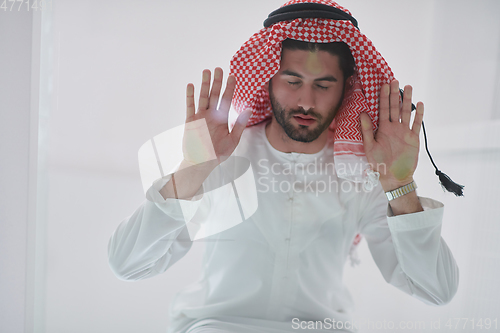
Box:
xmin=263 ymin=80 xmax=270 ymax=93
xmin=343 ymin=75 xmax=354 ymax=92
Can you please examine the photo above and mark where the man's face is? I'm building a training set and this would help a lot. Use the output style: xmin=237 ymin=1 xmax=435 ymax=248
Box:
xmin=267 ymin=48 xmax=345 ymax=143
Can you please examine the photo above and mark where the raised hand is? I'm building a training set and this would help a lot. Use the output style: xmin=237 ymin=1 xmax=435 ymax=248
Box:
xmin=360 ymin=80 xmax=425 ymax=192
xmin=160 ymin=68 xmax=252 ymax=200
xmin=183 ymin=67 xmax=252 ymax=166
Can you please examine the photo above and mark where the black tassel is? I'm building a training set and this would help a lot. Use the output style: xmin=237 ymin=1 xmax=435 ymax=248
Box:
xmin=399 ymin=89 xmax=465 ymax=196
xmin=435 ymin=169 xmax=464 ymax=196
xmin=422 ymin=121 xmax=465 ymax=196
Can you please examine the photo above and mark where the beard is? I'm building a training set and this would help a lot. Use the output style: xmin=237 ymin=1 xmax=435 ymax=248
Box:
xmin=268 ymin=82 xmax=342 ymax=143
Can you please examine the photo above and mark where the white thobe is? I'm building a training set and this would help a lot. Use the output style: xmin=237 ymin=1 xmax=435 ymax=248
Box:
xmin=108 ymin=119 xmax=459 ymax=333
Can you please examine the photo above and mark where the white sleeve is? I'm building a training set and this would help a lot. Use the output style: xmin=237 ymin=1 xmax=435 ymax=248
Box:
xmin=107 ymin=174 xmax=208 ymax=281
xmin=359 ymin=187 xmax=459 ymax=305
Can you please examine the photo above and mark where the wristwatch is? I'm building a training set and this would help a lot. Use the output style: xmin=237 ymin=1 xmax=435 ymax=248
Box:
xmin=385 ymin=181 xmax=417 ymax=201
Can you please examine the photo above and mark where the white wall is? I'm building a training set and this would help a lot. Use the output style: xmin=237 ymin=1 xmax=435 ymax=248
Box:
xmin=3 ymin=0 xmax=500 ymax=332
xmin=0 ymin=7 xmax=42 ymax=333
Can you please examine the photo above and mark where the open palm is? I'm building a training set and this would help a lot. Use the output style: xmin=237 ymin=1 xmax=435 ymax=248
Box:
xmin=360 ymin=80 xmax=424 ymax=191
xmin=183 ymin=68 xmax=252 ymax=165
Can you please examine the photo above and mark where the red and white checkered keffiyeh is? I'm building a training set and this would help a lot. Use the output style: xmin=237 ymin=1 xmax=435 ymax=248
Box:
xmin=230 ymin=0 xmax=396 ymax=185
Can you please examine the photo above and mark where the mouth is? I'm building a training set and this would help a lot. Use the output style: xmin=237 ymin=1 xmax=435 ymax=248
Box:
xmin=294 ymin=114 xmax=315 ymax=120
xmin=293 ymin=114 xmax=316 ymax=126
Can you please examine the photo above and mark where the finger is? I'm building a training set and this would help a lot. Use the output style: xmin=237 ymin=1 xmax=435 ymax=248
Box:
xmin=389 ymin=80 xmax=400 ymax=122
xmin=379 ymin=83 xmax=390 ymax=122
xmin=230 ymin=109 xmax=252 ymax=142
xmin=218 ymin=75 xmax=237 ymax=114
xmin=186 ymin=83 xmax=195 ymax=120
xmin=360 ymin=112 xmax=375 ymax=151
xmin=401 ymin=85 xmax=412 ymax=126
xmin=209 ymin=67 xmax=223 ymax=110
xmin=198 ymin=69 xmax=211 ymax=111
xmin=411 ymin=101 xmax=424 ymax=134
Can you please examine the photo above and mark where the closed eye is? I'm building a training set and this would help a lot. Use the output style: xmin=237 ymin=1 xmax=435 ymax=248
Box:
xmin=288 ymin=81 xmax=300 ymax=86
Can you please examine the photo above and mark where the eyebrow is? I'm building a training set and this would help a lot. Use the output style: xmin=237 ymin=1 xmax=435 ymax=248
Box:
xmin=281 ymin=70 xmax=338 ymax=82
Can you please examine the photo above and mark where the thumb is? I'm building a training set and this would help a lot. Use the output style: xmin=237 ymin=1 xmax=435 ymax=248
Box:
xmin=359 ymin=112 xmax=374 ymax=149
xmin=230 ymin=109 xmax=252 ymax=141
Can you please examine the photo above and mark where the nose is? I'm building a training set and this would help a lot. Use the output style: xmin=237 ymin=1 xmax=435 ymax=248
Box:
xmin=297 ymin=85 xmax=315 ymax=112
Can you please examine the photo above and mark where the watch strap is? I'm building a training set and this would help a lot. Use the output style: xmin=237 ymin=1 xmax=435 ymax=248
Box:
xmin=385 ymin=181 xmax=417 ymax=201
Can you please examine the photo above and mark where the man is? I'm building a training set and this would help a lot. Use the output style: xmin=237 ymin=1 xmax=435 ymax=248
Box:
xmin=108 ymin=1 xmax=459 ymax=332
